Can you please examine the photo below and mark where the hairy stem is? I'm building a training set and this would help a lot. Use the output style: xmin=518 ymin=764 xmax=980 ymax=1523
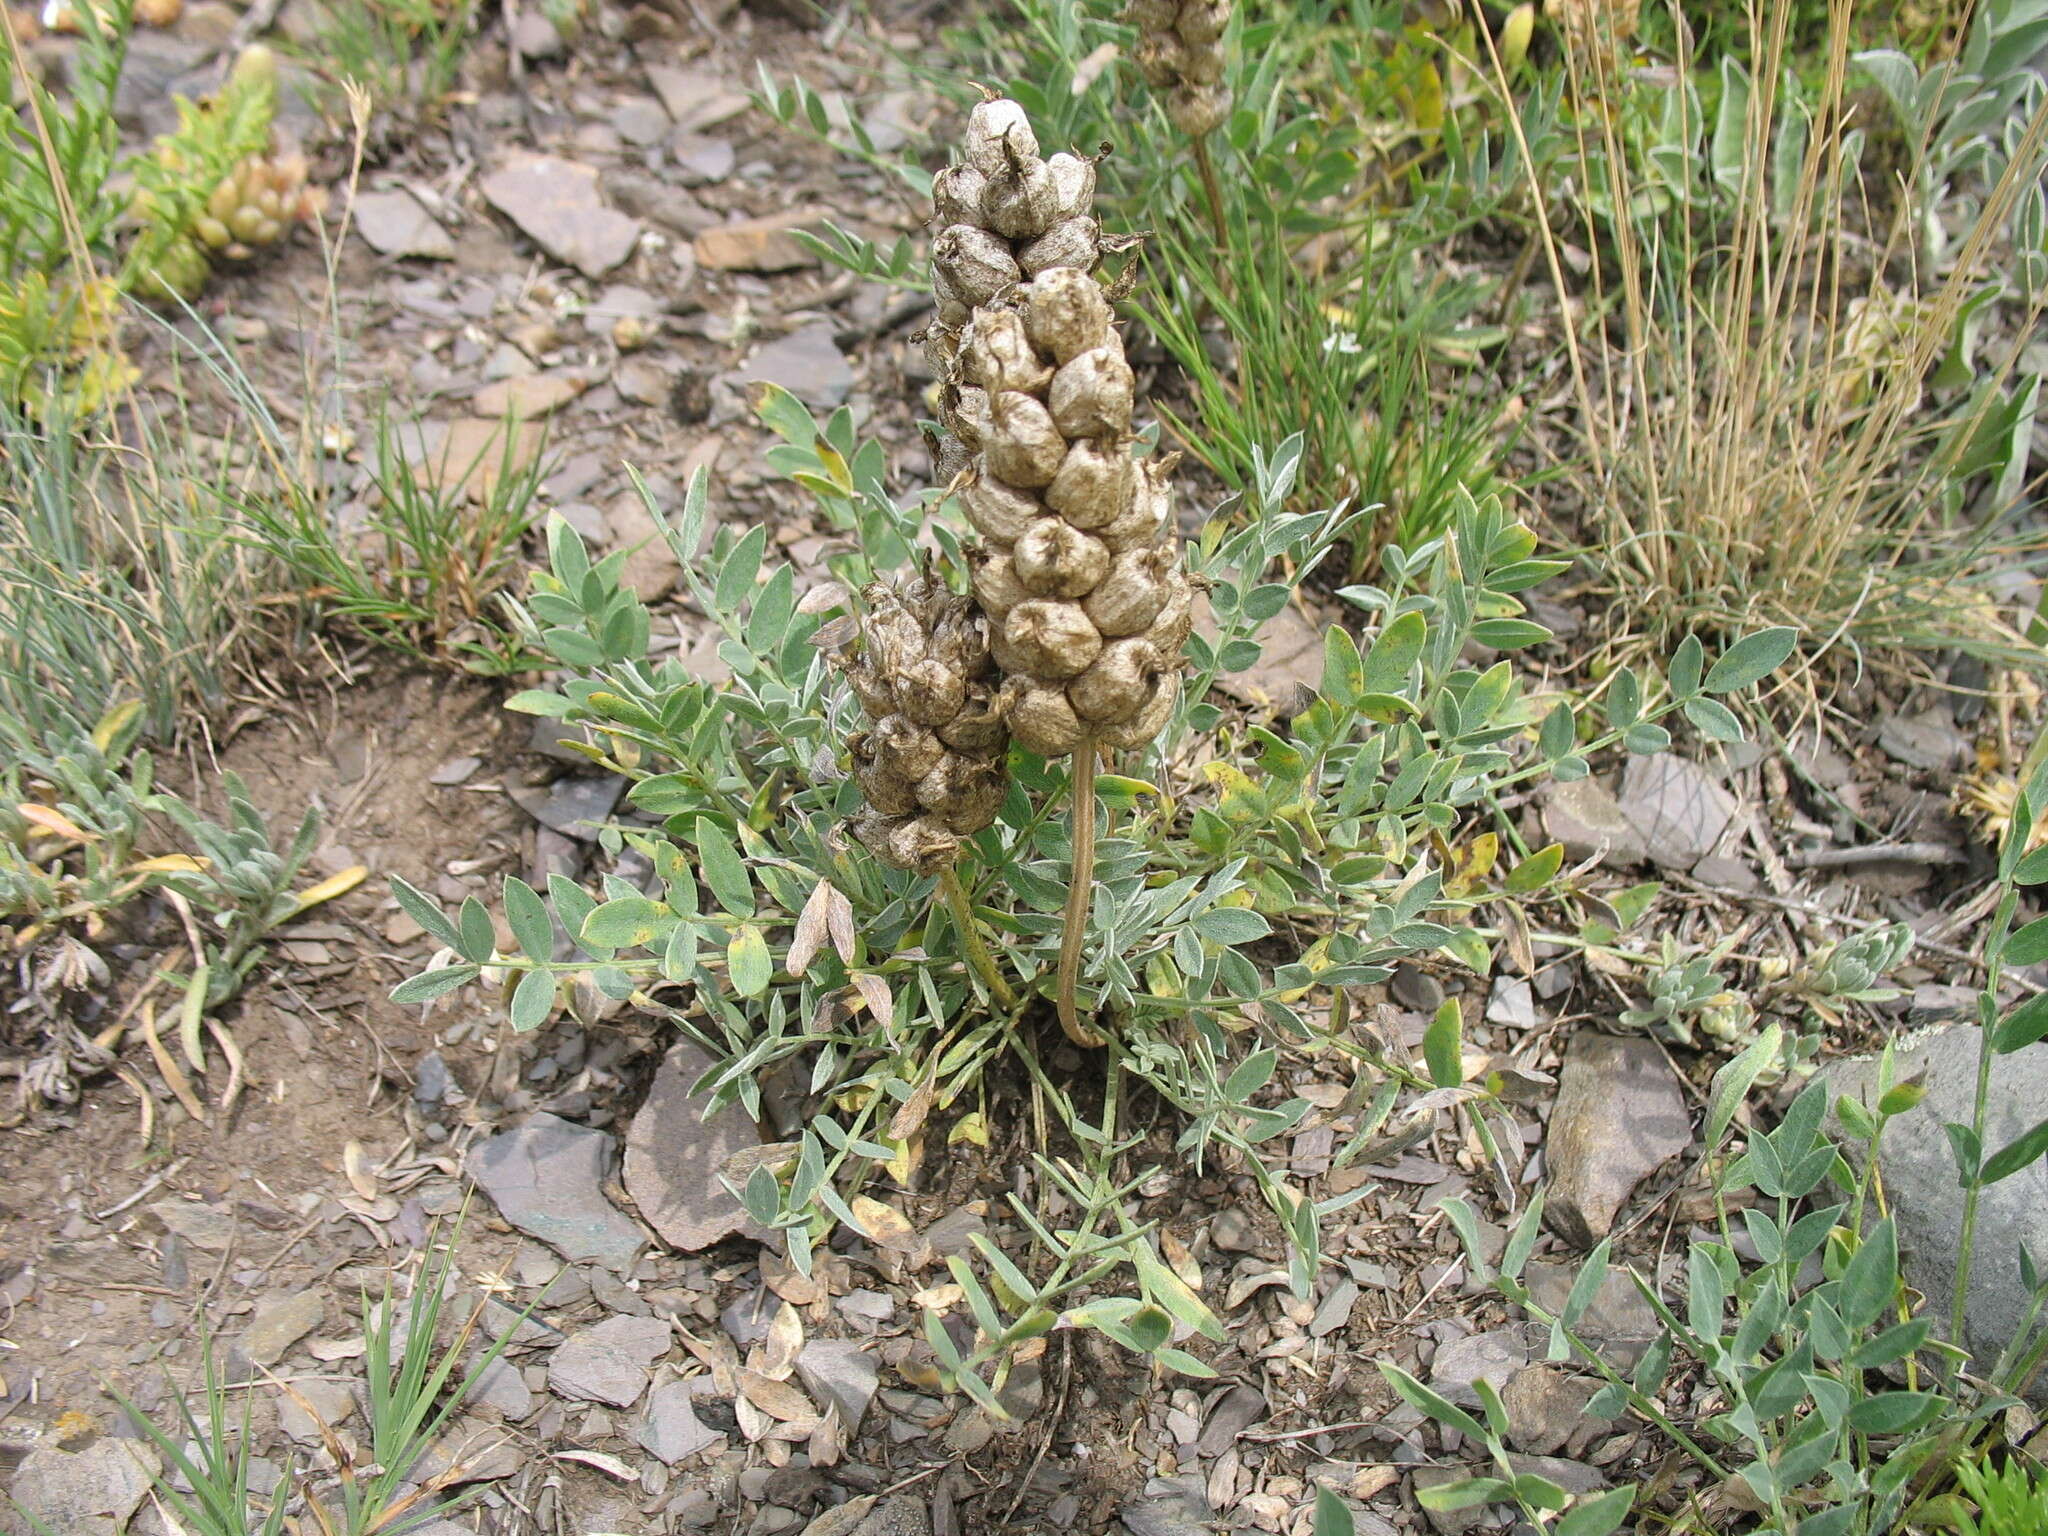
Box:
xmin=938 ymin=867 xmax=1016 ymax=1009
xmin=1056 ymin=741 xmax=1105 ymax=1048
xmin=1192 ymin=133 xmax=1228 ymax=249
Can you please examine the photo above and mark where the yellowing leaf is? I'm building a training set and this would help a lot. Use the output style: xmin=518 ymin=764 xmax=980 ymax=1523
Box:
xmin=849 ymin=1195 xmax=919 ymax=1253
xmin=948 ymin=1111 xmax=990 ymax=1148
xmin=1277 ymin=935 xmax=1333 ymax=1004
xmin=17 ymin=805 xmax=95 ymax=842
xmin=129 ymin=853 xmax=208 ymax=874
xmin=91 ymin=700 xmax=143 ymax=755
xmin=1203 ymin=762 xmax=1260 ymax=796
xmin=292 ymin=865 xmax=367 ymax=914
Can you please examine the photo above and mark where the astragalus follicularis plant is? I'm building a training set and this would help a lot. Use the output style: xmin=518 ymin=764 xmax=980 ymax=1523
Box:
xmin=1126 ymin=0 xmax=1232 ymax=137
xmin=932 ymin=96 xmax=1194 ymax=1045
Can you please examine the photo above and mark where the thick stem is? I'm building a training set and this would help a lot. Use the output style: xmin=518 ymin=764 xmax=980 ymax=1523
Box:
xmin=938 ymin=867 xmax=1017 ymax=1009
xmin=1056 ymin=741 xmax=1106 ymax=1048
xmin=1192 ymin=133 xmax=1228 ymax=250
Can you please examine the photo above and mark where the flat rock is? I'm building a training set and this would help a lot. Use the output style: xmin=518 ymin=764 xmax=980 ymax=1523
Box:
xmin=278 ymin=1377 xmax=357 ymax=1443
xmin=1501 ymin=1365 xmax=1596 ymax=1454
xmin=1411 ymin=1467 xmax=1489 ymax=1536
xmin=150 ymin=1198 xmax=235 ymax=1251
xmin=1120 ymin=1476 xmax=1214 ymax=1536
xmin=414 ymin=417 xmax=544 ymax=504
xmin=473 ymin=371 xmax=586 ymax=420
xmin=1428 ymin=1323 xmax=1543 ymax=1408
xmin=547 ymin=1314 xmax=673 ymax=1406
xmin=353 ymin=189 xmax=454 ymax=259
xmin=466 ymin=1349 xmax=533 ymax=1419
xmin=412 ymin=1420 xmax=522 ymax=1483
xmin=1210 ymin=601 xmax=1322 ymax=715
xmin=1544 ymin=1033 xmax=1692 ymax=1248
xmin=1618 ymin=754 xmax=1736 ymax=871
xmin=231 ymin=1290 xmax=325 ymax=1377
xmin=509 ymin=774 xmax=626 ymax=840
xmin=636 ymin=1375 xmax=724 ymax=1463
xmin=1 ymin=1439 xmax=160 ymax=1536
xmin=466 ymin=1111 xmax=645 ymax=1272
xmin=1543 ymin=776 xmax=1650 ymax=866
xmin=1822 ymin=1027 xmax=2048 ymax=1402
xmin=730 ymin=321 xmax=854 ymax=410
xmin=1521 ymin=1259 xmax=1661 ymax=1369
xmin=1195 ymin=1382 xmax=1266 ymax=1455
xmin=673 ymin=134 xmax=737 ymax=184
xmin=1876 ymin=708 xmax=1967 ymax=772
xmin=796 ymin=1339 xmax=879 ymax=1431
xmin=624 ymin=1041 xmax=770 ymax=1251
xmin=1486 ymin=976 xmax=1538 ymax=1030
xmin=643 ymin=65 xmax=751 ymax=132
xmin=694 ymin=211 xmax=820 ymax=273
xmin=1508 ymin=1454 xmax=1606 ymax=1495
xmin=604 ymin=489 xmax=684 ymax=602
xmin=480 ymin=154 xmax=642 ymax=278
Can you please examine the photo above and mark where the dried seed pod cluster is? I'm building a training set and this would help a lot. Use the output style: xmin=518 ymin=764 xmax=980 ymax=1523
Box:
xmin=192 ymin=153 xmax=327 ymax=261
xmin=1126 ymin=0 xmax=1233 ymax=137
xmin=959 ymin=264 xmax=1193 ymax=759
xmin=836 ymin=574 xmax=1011 ymax=874
xmin=926 ymin=98 xmax=1105 ymax=482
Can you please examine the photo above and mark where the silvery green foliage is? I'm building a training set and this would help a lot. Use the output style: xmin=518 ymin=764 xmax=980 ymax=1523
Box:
xmin=1620 ymin=936 xmax=1754 ymax=1049
xmin=387 ymin=400 xmax=1790 ymax=1403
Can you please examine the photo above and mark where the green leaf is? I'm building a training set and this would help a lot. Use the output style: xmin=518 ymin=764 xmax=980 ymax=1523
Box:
xmin=390 ymin=963 xmax=478 ymax=1005
xmin=1193 ymin=907 xmax=1272 ymax=945
xmin=1980 ymin=1114 xmax=2048 ymax=1185
xmin=388 ymin=875 xmax=462 ymax=951
xmin=1313 ymin=1484 xmax=1356 ymax=1536
xmin=714 ymin=524 xmax=769 ymax=617
xmin=2013 ymin=844 xmax=2048 ymax=886
xmin=1705 ymin=627 xmax=1798 ymax=693
xmin=1708 ymin=1023 xmax=1783 ymax=1151
xmin=456 ymin=896 xmax=497 ymax=963
xmin=1378 ymin=1362 xmax=1487 ymax=1441
xmin=2007 ymin=916 xmax=2048 ymax=966
xmin=1321 ymin=625 xmax=1365 ymax=706
xmin=1424 ymin=998 xmax=1464 ymax=1088
xmin=1846 ymin=1391 xmax=1942 ymax=1434
xmin=1683 ymin=697 xmax=1747 ymax=743
xmin=694 ymin=816 xmax=755 ymax=918
xmin=1504 ymin=842 xmax=1564 ymax=894
xmin=1836 ymin=1219 xmax=1898 ymax=1331
xmin=727 ymin=925 xmax=772 ymax=996
xmin=502 ymin=877 xmax=554 ymax=963
xmin=1608 ymin=667 xmax=1641 ymax=729
xmin=504 ymin=688 xmax=574 ymax=718
xmin=1669 ymin=635 xmax=1704 ymax=697
xmin=1539 ymin=701 xmax=1576 ymax=760
xmin=1468 ymin=618 xmax=1550 ymax=649
xmin=1363 ymin=610 xmax=1426 ymax=693
xmin=579 ymin=895 xmax=672 ymax=950
xmin=1622 ymin=722 xmax=1671 ymax=755
xmin=1994 ymin=992 xmax=2048 ymax=1054
xmin=1554 ymin=1486 xmax=1635 ymax=1536
xmin=508 ymin=967 xmax=557 ymax=1031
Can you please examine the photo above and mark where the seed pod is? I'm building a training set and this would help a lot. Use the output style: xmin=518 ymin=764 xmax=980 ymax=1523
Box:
xmin=1023 ymin=267 xmax=1114 ymax=363
xmin=1017 ymin=216 xmax=1102 ymax=278
xmin=1049 ymin=346 xmax=1136 ymax=439
xmin=1178 ymin=0 xmax=1231 ymax=44
xmin=1135 ymin=32 xmax=1187 ymax=88
xmin=1007 ymin=682 xmax=1087 ymax=757
xmin=1177 ymin=45 xmax=1227 ymax=85
xmin=1083 ymin=545 xmax=1178 ymax=636
xmin=934 ymin=225 xmax=1022 ymax=308
xmin=1013 ymin=518 xmax=1112 ymax=598
xmin=895 ymin=656 xmax=968 ymax=728
xmin=1142 ymin=571 xmax=1195 ymax=658
xmin=948 ymin=385 xmax=992 ymax=451
xmin=855 ymin=753 xmax=920 ymax=818
xmin=980 ymin=159 xmax=1060 ymax=240
xmin=1097 ymin=465 xmax=1172 ymax=552
xmin=1045 ymin=153 xmax=1097 ymax=223
xmin=984 ymin=392 xmax=1066 ymax=488
xmin=1046 ymin=438 xmax=1136 ymax=528
xmin=963 ymin=308 xmax=1053 ymax=396
xmin=960 ymin=473 xmax=1043 ymax=546
xmin=871 ymin=715 xmax=946 ymax=781
xmin=1169 ymin=83 xmax=1232 ymax=136
xmin=937 ymin=684 xmax=1009 ymax=756
xmin=1097 ymin=671 xmax=1178 ymax=749
xmin=1005 ymin=599 xmax=1103 ymax=679
xmin=932 ymin=163 xmax=989 ymax=228
xmin=1127 ymin=0 xmax=1180 ymax=26
xmin=969 ymin=547 xmax=1031 ymax=619
xmin=965 ymin=97 xmax=1039 ymax=176
xmin=1068 ymin=638 xmax=1164 ymax=724
xmin=1130 ymin=1 xmax=1234 ymax=139
xmin=852 ymin=810 xmax=962 ymax=876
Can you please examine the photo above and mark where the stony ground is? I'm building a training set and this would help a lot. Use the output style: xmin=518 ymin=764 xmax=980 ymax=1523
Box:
xmin=3 ymin=2 xmax=2046 ymax=1535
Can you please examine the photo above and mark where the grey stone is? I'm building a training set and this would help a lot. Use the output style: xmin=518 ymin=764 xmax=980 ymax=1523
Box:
xmin=1209 ymin=1207 xmax=1258 ymax=1252
xmin=605 ymin=489 xmax=683 ymax=602
xmin=636 ymin=1376 xmax=724 ymax=1463
xmin=415 ymin=1050 xmax=451 ymax=1105
xmin=612 ymin=96 xmax=671 ymax=146
xmin=585 ymin=283 xmax=664 ymax=338
xmin=1521 ymin=1260 xmax=1661 ymax=1370
xmin=278 ymin=1378 xmax=357 ymax=1444
xmin=467 ymin=1349 xmax=533 ymax=1419
xmin=1618 ymin=754 xmax=1736 ymax=871
xmin=729 ymin=322 xmax=855 ymax=411
xmin=511 ymin=774 xmax=625 ymax=840
xmin=428 ymin=756 xmax=480 ymax=787
xmin=1821 ymin=1027 xmax=2048 ymax=1402
xmin=413 ymin=1420 xmax=522 ymax=1483
xmin=1120 ymin=1475 xmax=1214 ymax=1536
xmin=512 ymin=5 xmax=563 ymax=56
xmin=1429 ymin=1323 xmax=1544 ymax=1408
xmin=624 ymin=1041 xmax=770 ymax=1251
xmin=1411 ymin=1467 xmax=1490 ymax=1536
xmin=1877 ymin=708 xmax=1967 ymax=772
xmin=673 ymin=135 xmax=737 ymax=185
xmin=1195 ymin=1382 xmax=1266 ymax=1455
xmin=547 ymin=1314 xmax=673 ymax=1406
xmin=230 ymin=1290 xmax=324 ymax=1377
xmin=796 ymin=1339 xmax=879 ymax=1431
xmin=0 ymin=1439 xmax=160 ymax=1536
xmin=150 ymin=1198 xmax=236 ymax=1251
xmin=1544 ymin=1033 xmax=1692 ymax=1248
xmin=111 ymin=33 xmax=206 ymax=133
xmin=920 ymin=1206 xmax=986 ymax=1258
xmin=480 ymin=155 xmax=642 ymax=279
xmin=1390 ymin=963 xmax=1444 ymax=1013
xmin=643 ymin=66 xmax=750 ymax=132
xmin=1311 ymin=1277 xmax=1359 ymax=1337
xmin=465 ymin=1111 xmax=646 ymax=1272
xmin=1507 ymin=1455 xmax=1606 ymax=1496
xmin=1501 ymin=1365 xmax=1596 ymax=1455
xmin=353 ymin=190 xmax=454 ymax=260
xmin=1543 ymin=777 xmax=1650 ymax=866
xmin=1486 ymin=976 xmax=1539 ymax=1030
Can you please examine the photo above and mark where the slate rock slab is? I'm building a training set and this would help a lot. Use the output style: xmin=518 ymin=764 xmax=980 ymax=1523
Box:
xmin=1544 ymin=1033 xmax=1692 ymax=1247
xmin=1543 ymin=776 xmax=1650 ymax=866
xmin=624 ymin=1041 xmax=770 ymax=1250
xmin=1822 ymin=1027 xmax=2048 ymax=1403
xmin=1 ymin=1440 xmax=160 ymax=1536
xmin=1618 ymin=754 xmax=1736 ymax=871
xmin=1429 ymin=1322 xmax=1544 ymax=1407
xmin=353 ymin=189 xmax=454 ymax=259
xmin=730 ymin=321 xmax=855 ymax=410
xmin=693 ymin=210 xmax=819 ymax=271
xmin=635 ymin=1375 xmax=724 ymax=1463
xmin=796 ymin=1339 xmax=879 ymax=1431
xmin=466 ymin=1111 xmax=645 ymax=1272
xmin=1521 ymin=1259 xmax=1661 ymax=1369
xmin=230 ymin=1290 xmax=324 ymax=1379
xmin=548 ymin=1314 xmax=673 ymax=1407
xmin=480 ymin=155 xmax=642 ymax=278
